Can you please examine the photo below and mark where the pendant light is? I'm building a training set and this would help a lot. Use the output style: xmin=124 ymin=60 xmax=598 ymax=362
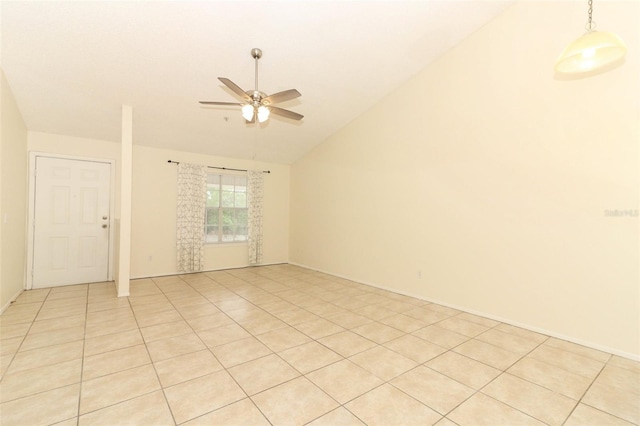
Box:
xmin=555 ymin=0 xmax=626 ymax=75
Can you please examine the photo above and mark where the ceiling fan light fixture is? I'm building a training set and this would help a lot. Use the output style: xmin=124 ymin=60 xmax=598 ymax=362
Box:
xmin=555 ymin=0 xmax=626 ymax=75
xmin=257 ymin=106 xmax=270 ymax=123
xmin=241 ymin=104 xmax=254 ymax=121
xmin=199 ymin=48 xmax=303 ymax=122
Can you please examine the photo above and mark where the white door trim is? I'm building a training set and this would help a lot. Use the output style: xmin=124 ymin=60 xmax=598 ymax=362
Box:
xmin=26 ymin=152 xmax=116 ymax=290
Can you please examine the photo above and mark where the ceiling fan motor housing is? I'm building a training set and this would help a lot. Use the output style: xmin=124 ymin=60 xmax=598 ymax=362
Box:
xmin=249 ymin=90 xmax=267 ymax=105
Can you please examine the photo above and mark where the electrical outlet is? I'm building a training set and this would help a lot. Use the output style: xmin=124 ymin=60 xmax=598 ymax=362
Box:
xmin=417 ymin=270 xmax=422 ymax=279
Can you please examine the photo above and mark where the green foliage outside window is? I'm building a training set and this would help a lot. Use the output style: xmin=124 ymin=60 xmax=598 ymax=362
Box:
xmin=204 ymin=174 xmax=248 ymax=243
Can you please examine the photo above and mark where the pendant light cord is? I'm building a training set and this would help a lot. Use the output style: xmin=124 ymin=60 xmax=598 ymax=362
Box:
xmin=555 ymin=0 xmax=627 ymax=75
xmin=586 ymin=0 xmax=595 ymax=32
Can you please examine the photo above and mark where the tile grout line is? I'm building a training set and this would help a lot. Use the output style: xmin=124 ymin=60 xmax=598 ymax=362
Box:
xmin=127 ymin=282 xmax=179 ymax=426
xmin=189 ymin=272 xmax=336 ymax=425
xmin=75 ymin=284 xmax=91 ymax=426
xmin=96 ymin=272 xmax=444 ymax=422
xmin=4 ymin=286 xmax=85 ymax=422
xmin=3 ymin=266 xmax=637 ymax=425
xmin=176 ymin=273 xmax=274 ymax=426
xmin=1 ymin=288 xmax=51 ymax=381
xmin=193 ymin=270 xmax=504 ymax=424
xmin=560 ymin=353 xmax=611 ymax=426
xmin=159 ymin=273 xmax=277 ymax=424
xmin=66 ymin=283 xmax=156 ymax=421
xmin=369 ymin=321 xmax=505 ymax=423
xmin=182 ymin=273 xmax=258 ymax=420
xmin=443 ymin=334 xmax=553 ymax=425
xmin=142 ymin=272 xmax=212 ymax=425
xmin=229 ymin=274 xmax=434 ymax=423
xmin=185 ymin=271 xmax=348 ymax=425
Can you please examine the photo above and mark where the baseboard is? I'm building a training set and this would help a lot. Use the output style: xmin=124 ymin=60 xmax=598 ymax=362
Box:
xmin=288 ymin=261 xmax=640 ymax=362
xmin=129 ymin=261 xmax=289 ymax=280
xmin=1 ymin=288 xmax=25 ymax=314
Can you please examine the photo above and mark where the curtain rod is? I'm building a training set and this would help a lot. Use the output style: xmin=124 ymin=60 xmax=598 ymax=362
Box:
xmin=167 ymin=160 xmax=270 ymax=174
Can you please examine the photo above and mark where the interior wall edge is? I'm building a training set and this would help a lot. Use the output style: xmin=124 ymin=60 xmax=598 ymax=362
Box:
xmin=289 ymin=261 xmax=640 ymax=362
xmin=0 ymin=68 xmax=29 ymax=310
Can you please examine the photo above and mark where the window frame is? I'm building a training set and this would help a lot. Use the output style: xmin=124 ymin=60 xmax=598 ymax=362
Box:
xmin=204 ymin=172 xmax=248 ymax=245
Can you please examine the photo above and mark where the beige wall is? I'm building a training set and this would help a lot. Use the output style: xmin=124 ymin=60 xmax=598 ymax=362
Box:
xmin=0 ymin=70 xmax=29 ymax=310
xmin=27 ymin=132 xmax=290 ymax=279
xmin=131 ymin=145 xmax=290 ymax=278
xmin=290 ymin=1 xmax=639 ymax=358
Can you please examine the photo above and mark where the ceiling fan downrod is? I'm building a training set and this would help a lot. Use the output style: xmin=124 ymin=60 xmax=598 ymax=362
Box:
xmin=251 ymin=48 xmax=262 ymax=96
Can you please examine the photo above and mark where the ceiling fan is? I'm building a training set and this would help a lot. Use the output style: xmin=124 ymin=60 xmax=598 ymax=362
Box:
xmin=199 ymin=48 xmax=303 ymax=123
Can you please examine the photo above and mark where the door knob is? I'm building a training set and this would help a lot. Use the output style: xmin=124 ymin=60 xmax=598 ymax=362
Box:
xmin=102 ymin=216 xmax=108 ymax=220
xmin=102 ymin=224 xmax=108 ymax=229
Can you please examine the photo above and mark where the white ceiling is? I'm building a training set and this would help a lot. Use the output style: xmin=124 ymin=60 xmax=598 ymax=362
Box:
xmin=1 ymin=1 xmax=512 ymax=164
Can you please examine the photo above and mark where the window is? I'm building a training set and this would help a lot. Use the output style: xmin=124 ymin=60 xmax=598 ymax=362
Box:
xmin=205 ymin=174 xmax=248 ymax=243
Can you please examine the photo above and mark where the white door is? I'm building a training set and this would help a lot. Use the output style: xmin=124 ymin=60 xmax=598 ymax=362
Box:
xmin=32 ymin=156 xmax=111 ymax=288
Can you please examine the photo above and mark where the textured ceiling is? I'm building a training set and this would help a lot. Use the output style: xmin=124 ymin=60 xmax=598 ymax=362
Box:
xmin=1 ymin=1 xmax=512 ymax=164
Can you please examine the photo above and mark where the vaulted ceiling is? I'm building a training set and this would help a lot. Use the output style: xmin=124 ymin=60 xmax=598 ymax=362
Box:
xmin=1 ymin=1 xmax=512 ymax=164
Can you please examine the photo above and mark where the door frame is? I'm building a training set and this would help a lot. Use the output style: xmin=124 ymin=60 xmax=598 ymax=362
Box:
xmin=26 ymin=152 xmax=116 ymax=290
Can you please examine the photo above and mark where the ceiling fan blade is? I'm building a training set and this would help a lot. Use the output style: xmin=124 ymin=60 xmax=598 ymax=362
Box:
xmin=269 ymin=106 xmax=304 ymax=121
xmin=261 ymin=89 xmax=301 ymax=106
xmin=218 ymin=77 xmax=251 ymax=102
xmin=199 ymin=101 xmax=242 ymax=106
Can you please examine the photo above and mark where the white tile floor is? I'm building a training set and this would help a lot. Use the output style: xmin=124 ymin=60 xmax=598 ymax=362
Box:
xmin=0 ymin=264 xmax=638 ymax=425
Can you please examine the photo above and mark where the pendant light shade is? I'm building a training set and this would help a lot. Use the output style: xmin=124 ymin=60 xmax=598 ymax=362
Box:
xmin=555 ymin=31 xmax=627 ymax=74
xmin=555 ymin=0 xmax=626 ymax=75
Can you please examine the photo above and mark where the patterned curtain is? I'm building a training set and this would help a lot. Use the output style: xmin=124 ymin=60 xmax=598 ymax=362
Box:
xmin=247 ymin=170 xmax=264 ymax=265
xmin=176 ymin=163 xmax=207 ymax=272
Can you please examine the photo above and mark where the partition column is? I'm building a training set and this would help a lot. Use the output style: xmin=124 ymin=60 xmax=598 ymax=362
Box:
xmin=116 ymin=105 xmax=132 ymax=296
